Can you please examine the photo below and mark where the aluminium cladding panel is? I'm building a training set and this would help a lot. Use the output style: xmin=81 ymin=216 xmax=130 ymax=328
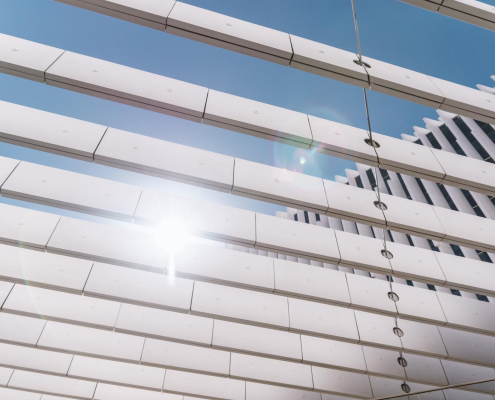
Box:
xmin=233 ymin=158 xmax=328 ymax=213
xmin=0 ymin=203 xmax=60 ymax=250
xmin=245 ymin=382 xmax=320 ymax=400
xmin=93 ymin=383 xmax=183 ymax=400
xmin=380 ymin=191 xmax=446 ymax=239
xmin=436 ymin=291 xmax=495 ymax=335
xmin=288 ymin=297 xmax=360 ymax=343
xmin=46 ymin=217 xmax=167 ymax=271
xmin=2 ymin=284 xmax=121 ymax=330
xmin=402 ymin=352 xmax=448 ymax=386
xmin=0 ymin=101 xmax=106 ymax=160
xmin=323 ymin=180 xmax=386 ymax=228
xmin=68 ymin=355 xmax=165 ymax=390
xmin=166 ymin=2 xmax=292 ymax=65
xmin=0 ymin=342 xmax=73 ymax=375
xmin=56 ymin=0 xmax=176 ymax=30
xmin=443 ymin=0 xmax=495 ymax=22
xmin=94 ymin=128 xmax=234 ymax=192
xmin=444 ymin=389 xmax=495 ymax=400
xmin=211 ymin=319 xmax=302 ymax=362
xmin=8 ymin=370 xmax=96 ymax=399
xmin=432 ymin=147 xmax=495 ymax=196
xmin=312 ymin=367 xmax=373 ymax=398
xmin=254 ymin=213 xmax=340 ymax=264
xmin=83 ymin=262 xmax=194 ymax=312
xmin=354 ymin=311 xmax=403 ymax=351
xmin=361 ymin=346 xmax=405 ymax=379
xmin=398 ymin=319 xmax=448 ymax=358
xmin=174 ymin=243 xmax=274 ymax=292
xmin=439 ymin=7 xmax=495 ymax=32
xmin=398 ymin=0 xmax=442 ymax=11
xmin=391 ymin=283 xmax=447 ymax=325
xmin=308 ymin=115 xmax=378 ymax=166
xmin=0 ymin=244 xmax=93 ymax=294
xmin=300 ymin=335 xmax=367 ymax=373
xmin=45 ymin=51 xmax=208 ymax=122
xmin=191 ymin=281 xmax=289 ymax=330
xmin=163 ymin=370 xmax=245 ymax=400
xmin=134 ymin=190 xmax=256 ymax=245
xmin=141 ymin=338 xmax=230 ymax=377
xmin=433 ymin=205 xmax=495 ymax=252
xmin=439 ymin=326 xmax=495 ymax=367
xmin=0 ymin=388 xmax=41 ymax=400
xmin=441 ymin=359 xmax=495 ymax=390
xmin=38 ymin=321 xmax=145 ymax=363
xmin=1 ymin=161 xmax=142 ymax=221
xmin=430 ymin=76 xmax=495 ymax=124
xmin=386 ymin=240 xmax=446 ymax=284
xmin=335 ymin=230 xmax=391 ymax=274
xmin=204 ymin=90 xmax=313 ymax=149
xmin=0 ymin=33 xmax=64 ymax=82
xmin=229 ymin=353 xmax=313 ymax=390
xmin=372 ymin=131 xmax=446 ymax=181
xmin=346 ymin=272 xmax=397 ymax=316
xmin=435 ymin=251 xmax=495 ymax=296
xmin=359 ymin=55 xmax=445 ymax=108
xmin=289 ymin=35 xmax=369 ymax=87
xmin=273 ymin=258 xmax=351 ymax=305
xmin=0 ymin=313 xmax=46 ymax=347
xmin=369 ymin=376 xmax=443 ymax=400
xmin=115 ymin=303 xmax=213 ymax=346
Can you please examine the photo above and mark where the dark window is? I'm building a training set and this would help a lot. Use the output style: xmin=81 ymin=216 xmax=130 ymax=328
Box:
xmin=387 ymin=230 xmax=394 ymax=242
xmin=294 ymin=213 xmax=298 ymax=222
xmin=453 ymin=116 xmax=494 ymax=163
xmin=427 ymin=284 xmax=436 ymax=291
xmin=476 ymin=294 xmax=489 ymax=302
xmin=451 ymin=289 xmax=461 ymax=296
xmin=315 ymin=213 xmax=321 ymax=222
xmin=428 ymin=239 xmax=440 ymax=252
xmin=379 ymin=168 xmax=393 ymax=195
xmin=489 ymin=195 xmax=495 ymax=207
xmin=437 ymin=184 xmax=458 ymax=211
xmin=451 ymin=245 xmax=464 ymax=257
xmin=366 ymin=169 xmax=377 ymax=191
xmin=414 ymin=139 xmax=423 ymax=145
xmin=304 ymin=211 xmax=310 ymax=224
xmin=406 ymin=234 xmax=414 ymax=246
xmin=387 ymin=276 xmax=393 ymax=282
xmin=406 ymin=280 xmax=414 ymax=286
xmin=371 ymin=228 xmax=376 ymax=238
xmin=475 ymin=120 xmax=495 ymax=146
xmin=477 ymin=250 xmax=493 ymax=263
xmin=397 ymin=173 xmax=412 ymax=200
xmin=461 ymin=189 xmax=486 ymax=218
xmin=355 ymin=176 xmax=364 ymax=189
xmin=439 ymin=124 xmax=467 ymax=156
xmin=426 ymin=132 xmax=442 ymax=150
xmin=415 ymin=178 xmax=433 ymax=205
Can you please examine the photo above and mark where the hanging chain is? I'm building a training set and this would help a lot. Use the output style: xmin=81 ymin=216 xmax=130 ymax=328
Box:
xmin=350 ymin=0 xmax=406 ymax=377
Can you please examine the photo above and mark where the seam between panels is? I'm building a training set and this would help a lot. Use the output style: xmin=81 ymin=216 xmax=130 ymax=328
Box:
xmin=306 ymin=113 xmax=315 ymax=149
xmin=5 ymin=368 xmax=14 ymax=387
xmin=228 ymin=351 xmax=232 ymax=378
xmin=91 ymin=379 xmax=98 ymax=399
xmin=230 ymin=157 xmax=236 ymax=194
xmin=45 ymin=216 xmax=63 ymax=251
xmin=0 ymin=283 xmax=14 ymax=309
xmin=439 ymin=355 xmax=450 ymax=385
xmin=253 ymin=213 xmax=258 ymax=249
xmin=81 ymin=263 xmax=95 ymax=294
xmin=91 ymin=126 xmax=110 ymax=162
xmin=66 ymin=354 xmax=76 ymax=377
xmin=189 ymin=280 xmax=196 ymax=314
xmin=43 ymin=50 xmax=66 ymax=80
xmin=113 ymin=302 xmax=124 ymax=334
xmin=298 ymin=334 xmax=304 ymax=365
xmin=287 ymin=34 xmax=295 ymax=64
xmin=35 ymin=320 xmax=49 ymax=348
xmin=201 ymin=88 xmax=210 ymax=120
xmin=0 ymin=159 xmax=21 ymax=188
xmin=139 ymin=337 xmax=147 ymax=366
xmin=285 ymin=296 xmax=291 ymax=333
xmin=161 ymin=368 xmax=167 ymax=392
xmin=164 ymin=0 xmax=178 ymax=28
xmin=210 ymin=319 xmax=214 ymax=348
xmin=434 ymin=291 xmax=449 ymax=328
xmin=320 ymin=175 xmax=330 ymax=217
xmin=428 ymin=146 xmax=448 ymax=181
xmin=131 ymin=190 xmax=144 ymax=221
xmin=271 ymin=258 xmax=275 ymax=295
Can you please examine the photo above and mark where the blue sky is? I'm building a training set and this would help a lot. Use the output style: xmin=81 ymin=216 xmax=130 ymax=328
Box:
xmin=0 ymin=0 xmax=494 ymax=223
